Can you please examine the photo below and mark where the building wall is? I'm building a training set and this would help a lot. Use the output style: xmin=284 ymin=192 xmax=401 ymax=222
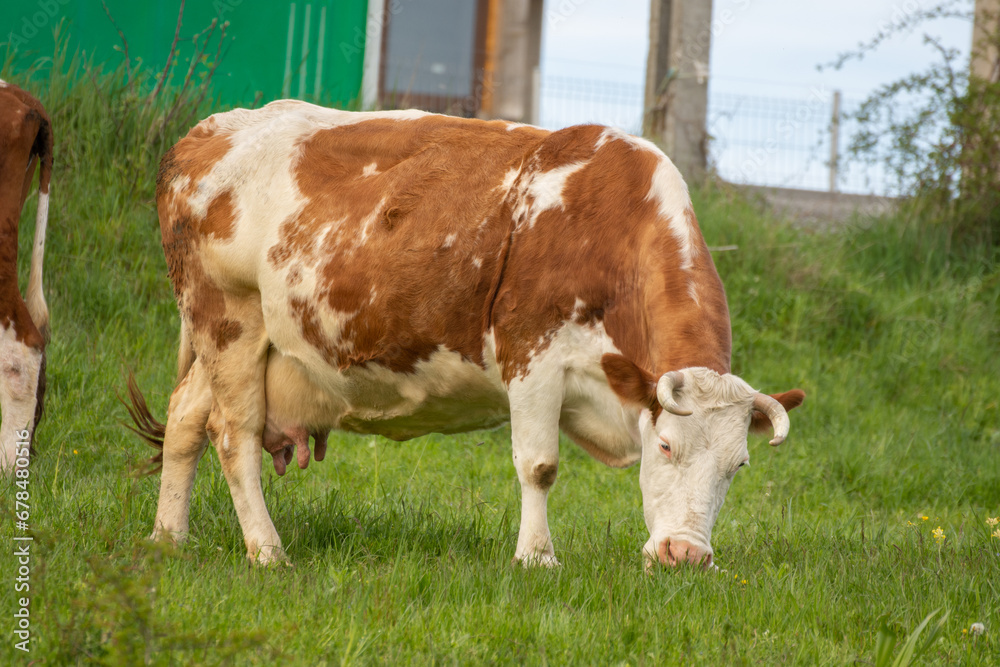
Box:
xmin=2 ymin=0 xmax=369 ymax=107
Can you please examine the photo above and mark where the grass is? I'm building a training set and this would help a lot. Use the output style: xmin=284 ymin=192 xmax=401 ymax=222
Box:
xmin=1 ymin=46 xmax=999 ymax=665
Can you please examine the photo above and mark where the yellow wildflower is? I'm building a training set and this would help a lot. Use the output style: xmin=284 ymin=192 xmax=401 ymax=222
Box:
xmin=741 ymin=579 xmax=748 ymax=585
xmin=987 ymin=517 xmax=999 ymax=527
xmin=907 ymin=521 xmax=915 ymax=526
xmin=73 ymin=449 xmax=78 ymax=455
xmin=921 ymin=515 xmax=929 ymax=521
xmin=932 ymin=526 xmax=945 ymax=543
xmin=992 ymin=528 xmax=1000 ymax=540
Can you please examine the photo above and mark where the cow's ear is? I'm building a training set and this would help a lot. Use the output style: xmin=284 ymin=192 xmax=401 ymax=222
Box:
xmin=750 ymin=389 xmax=805 ymax=434
xmin=601 ymin=354 xmax=658 ymax=412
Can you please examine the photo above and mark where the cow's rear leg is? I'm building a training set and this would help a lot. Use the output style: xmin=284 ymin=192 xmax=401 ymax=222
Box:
xmin=0 ymin=319 xmax=42 ymax=471
xmin=151 ymin=357 xmax=211 ymax=543
xmin=200 ymin=319 xmax=283 ymax=564
xmin=508 ymin=373 xmax=563 ymax=567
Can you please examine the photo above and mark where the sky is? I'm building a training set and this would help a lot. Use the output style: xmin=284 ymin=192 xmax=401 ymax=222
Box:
xmin=541 ymin=0 xmax=973 ymax=96
xmin=538 ymin=0 xmax=976 ymax=192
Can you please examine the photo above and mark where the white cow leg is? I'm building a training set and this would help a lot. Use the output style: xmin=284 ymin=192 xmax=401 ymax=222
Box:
xmin=0 ymin=325 xmax=42 ymax=473
xmin=508 ymin=375 xmax=563 ymax=567
xmin=150 ymin=358 xmax=211 ymax=544
xmin=206 ymin=325 xmax=284 ymax=565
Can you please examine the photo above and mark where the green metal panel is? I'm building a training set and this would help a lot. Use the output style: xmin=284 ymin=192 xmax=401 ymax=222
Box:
xmin=1 ymin=0 xmax=369 ymax=107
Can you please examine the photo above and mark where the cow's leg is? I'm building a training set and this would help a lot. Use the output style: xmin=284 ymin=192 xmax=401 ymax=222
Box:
xmin=199 ymin=315 xmax=282 ymax=564
xmin=507 ymin=373 xmax=564 ymax=567
xmin=150 ymin=357 xmax=211 ymax=543
xmin=0 ymin=319 xmax=42 ymax=472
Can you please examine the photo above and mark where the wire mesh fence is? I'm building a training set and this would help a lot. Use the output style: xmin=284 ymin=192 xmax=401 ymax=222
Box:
xmin=540 ymin=74 xmax=645 ymax=135
xmin=539 ymin=74 xmax=893 ymax=195
xmin=708 ymin=90 xmax=892 ymax=195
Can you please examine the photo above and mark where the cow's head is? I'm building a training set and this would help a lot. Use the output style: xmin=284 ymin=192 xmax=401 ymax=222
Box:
xmin=601 ymin=354 xmax=804 ymax=569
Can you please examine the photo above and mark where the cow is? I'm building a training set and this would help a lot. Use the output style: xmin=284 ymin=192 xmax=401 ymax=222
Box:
xmin=126 ymin=100 xmax=804 ymax=568
xmin=1 ymin=81 xmax=52 ymax=472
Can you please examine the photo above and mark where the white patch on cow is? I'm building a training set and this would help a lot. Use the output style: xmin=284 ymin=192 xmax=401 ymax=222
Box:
xmin=647 ymin=158 xmax=697 ymax=271
xmin=369 ymin=288 xmax=377 ymax=305
xmin=688 ymin=282 xmax=700 ymax=305
xmin=207 ymin=102 xmax=429 ymax=141
xmin=441 ymin=232 xmax=456 ymax=249
xmin=515 ymin=161 xmax=588 ymax=230
xmin=505 ymin=315 xmax=632 ymax=563
xmin=472 ymin=256 xmax=482 ymax=269
xmin=500 ymin=168 xmax=519 ymax=193
xmin=638 ymin=368 xmax=757 ymax=565
xmin=0 ymin=79 xmax=7 ymax=87
xmin=354 ymin=199 xmax=387 ymax=248
xmin=0 ymin=325 xmax=42 ymax=471
xmin=505 ymin=122 xmax=532 ymax=131
xmin=262 ymin=332 xmax=509 ymax=441
xmin=361 ymin=162 xmax=379 ymax=177
xmin=597 ymin=127 xmax=663 ymax=154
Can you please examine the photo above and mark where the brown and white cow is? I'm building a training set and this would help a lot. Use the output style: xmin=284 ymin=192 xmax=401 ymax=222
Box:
xmin=129 ymin=101 xmax=804 ymax=568
xmin=1 ymin=81 xmax=52 ymax=472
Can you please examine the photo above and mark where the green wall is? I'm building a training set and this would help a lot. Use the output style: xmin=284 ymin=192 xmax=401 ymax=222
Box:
xmin=2 ymin=0 xmax=369 ymax=107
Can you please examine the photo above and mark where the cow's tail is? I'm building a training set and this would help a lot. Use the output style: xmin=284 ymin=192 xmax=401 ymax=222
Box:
xmin=122 ymin=370 xmax=166 ymax=476
xmin=25 ymin=110 xmax=52 ymax=343
xmin=176 ymin=322 xmax=195 ymax=385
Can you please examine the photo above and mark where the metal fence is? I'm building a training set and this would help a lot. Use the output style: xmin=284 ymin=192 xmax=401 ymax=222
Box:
xmin=539 ymin=74 xmax=892 ymax=195
xmin=540 ymin=74 xmax=644 ymax=136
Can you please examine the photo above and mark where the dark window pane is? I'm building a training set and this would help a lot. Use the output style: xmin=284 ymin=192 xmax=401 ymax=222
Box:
xmin=383 ymin=0 xmax=477 ymax=99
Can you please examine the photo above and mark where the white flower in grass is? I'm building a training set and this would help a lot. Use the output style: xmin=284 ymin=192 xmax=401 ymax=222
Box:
xmin=971 ymin=622 xmax=985 ymax=636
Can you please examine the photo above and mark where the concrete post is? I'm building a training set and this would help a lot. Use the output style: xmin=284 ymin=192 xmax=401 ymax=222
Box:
xmin=972 ymin=0 xmax=1000 ymax=83
xmin=644 ymin=0 xmax=714 ymax=182
xmin=492 ymin=0 xmax=543 ymax=122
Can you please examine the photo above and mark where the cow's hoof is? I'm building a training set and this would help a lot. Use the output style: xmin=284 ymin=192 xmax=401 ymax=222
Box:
xmin=248 ymin=545 xmax=290 ymax=567
xmin=512 ymin=553 xmax=560 ymax=568
xmin=149 ymin=527 xmax=187 ymax=546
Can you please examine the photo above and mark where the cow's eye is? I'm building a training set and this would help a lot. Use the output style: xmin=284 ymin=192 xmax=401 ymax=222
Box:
xmin=659 ymin=439 xmax=671 ymax=458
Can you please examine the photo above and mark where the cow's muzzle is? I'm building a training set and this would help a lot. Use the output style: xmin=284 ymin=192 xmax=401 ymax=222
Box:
xmin=656 ymin=538 xmax=713 ymax=569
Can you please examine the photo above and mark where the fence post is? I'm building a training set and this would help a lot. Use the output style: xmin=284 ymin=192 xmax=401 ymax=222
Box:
xmin=529 ymin=66 xmax=541 ymax=125
xmin=643 ymin=0 xmax=713 ymax=183
xmin=829 ymin=89 xmax=841 ymax=193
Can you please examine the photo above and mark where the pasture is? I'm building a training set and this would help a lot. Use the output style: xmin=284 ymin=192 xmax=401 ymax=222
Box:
xmin=2 ymin=56 xmax=999 ymax=665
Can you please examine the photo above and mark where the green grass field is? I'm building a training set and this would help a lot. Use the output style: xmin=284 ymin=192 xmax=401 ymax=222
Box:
xmin=1 ymin=55 xmax=999 ymax=665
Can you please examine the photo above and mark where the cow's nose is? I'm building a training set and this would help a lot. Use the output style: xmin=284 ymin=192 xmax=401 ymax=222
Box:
xmin=658 ymin=539 xmax=712 ymax=568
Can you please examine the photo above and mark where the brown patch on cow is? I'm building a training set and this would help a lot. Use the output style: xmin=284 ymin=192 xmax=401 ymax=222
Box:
xmin=750 ymin=389 xmax=806 ymax=434
xmin=290 ymin=298 xmax=338 ymax=364
xmin=600 ymin=353 xmax=663 ymax=420
xmin=214 ymin=319 xmax=243 ymax=351
xmin=278 ymin=115 xmax=549 ymax=373
xmin=286 ymin=264 xmax=303 ymax=287
xmin=530 ymin=461 xmax=558 ymax=489
xmin=201 ymin=189 xmax=236 ymax=241
xmin=533 ymin=124 xmax=603 ymax=172
xmin=168 ymin=120 xmax=233 ymax=189
xmin=493 ymin=130 xmax=732 ymax=381
xmin=493 ymin=133 xmax=660 ymax=380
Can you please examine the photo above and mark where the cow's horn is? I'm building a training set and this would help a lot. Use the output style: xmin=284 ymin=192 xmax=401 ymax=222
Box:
xmin=753 ymin=393 xmax=790 ymax=446
xmin=656 ymin=371 xmax=692 ymax=416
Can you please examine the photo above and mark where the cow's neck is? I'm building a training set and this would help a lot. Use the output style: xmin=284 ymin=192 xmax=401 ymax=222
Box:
xmin=624 ymin=216 xmax=732 ymax=376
